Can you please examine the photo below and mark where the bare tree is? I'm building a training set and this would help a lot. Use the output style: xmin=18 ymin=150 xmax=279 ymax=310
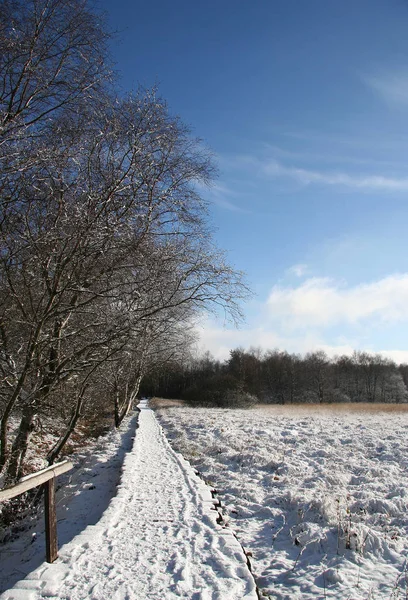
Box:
xmin=0 ymin=32 xmax=249 ymax=482
xmin=0 ymin=0 xmax=110 ymax=137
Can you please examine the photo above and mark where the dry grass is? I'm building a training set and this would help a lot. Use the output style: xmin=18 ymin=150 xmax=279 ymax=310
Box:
xmin=148 ymin=397 xmax=186 ymax=409
xmin=253 ymin=402 xmax=408 ymax=416
xmin=150 ymin=397 xmax=408 ymax=416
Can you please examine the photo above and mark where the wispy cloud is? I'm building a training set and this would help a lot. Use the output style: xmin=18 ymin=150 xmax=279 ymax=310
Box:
xmin=362 ymin=69 xmax=408 ymax=106
xmin=263 ymin=159 xmax=408 ymax=191
xmin=263 ymin=143 xmax=408 ymax=169
xmin=267 ymin=274 xmax=408 ymax=328
xmin=227 ymin=152 xmax=408 ymax=192
xmin=206 ymin=183 xmax=251 ymax=213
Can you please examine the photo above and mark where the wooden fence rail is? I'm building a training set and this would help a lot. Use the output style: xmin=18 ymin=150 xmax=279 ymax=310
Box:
xmin=0 ymin=460 xmax=73 ymax=563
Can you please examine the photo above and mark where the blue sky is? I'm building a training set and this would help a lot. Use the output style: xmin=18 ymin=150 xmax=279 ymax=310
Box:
xmin=100 ymin=0 xmax=408 ymax=362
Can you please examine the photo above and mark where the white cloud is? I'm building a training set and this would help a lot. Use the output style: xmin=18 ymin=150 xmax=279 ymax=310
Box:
xmin=195 ymin=320 xmax=408 ymax=364
xmin=267 ymin=274 xmax=408 ymax=327
xmin=362 ymin=70 xmax=408 ymax=106
xmin=264 ymin=159 xmax=408 ymax=191
xmin=195 ymin=274 xmax=408 ymax=364
xmin=287 ymin=263 xmax=308 ymax=277
xmin=195 ymin=321 xmax=355 ymax=361
xmin=381 ymin=350 xmax=408 ymax=364
xmin=195 ymin=323 xmax=281 ymax=360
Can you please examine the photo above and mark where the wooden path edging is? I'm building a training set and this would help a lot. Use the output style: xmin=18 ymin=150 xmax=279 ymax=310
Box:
xmin=155 ymin=416 xmax=260 ymax=600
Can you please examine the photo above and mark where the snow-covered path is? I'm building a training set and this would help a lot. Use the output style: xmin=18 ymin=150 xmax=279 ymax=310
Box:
xmin=1 ymin=402 xmax=257 ymax=600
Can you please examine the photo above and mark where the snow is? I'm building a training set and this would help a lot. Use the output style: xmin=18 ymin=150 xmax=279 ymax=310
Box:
xmin=156 ymin=403 xmax=408 ymax=599
xmin=0 ymin=401 xmax=257 ymax=600
xmin=4 ymin=400 xmax=408 ymax=600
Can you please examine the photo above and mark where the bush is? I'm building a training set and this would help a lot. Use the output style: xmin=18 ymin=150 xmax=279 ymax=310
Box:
xmin=183 ymin=374 xmax=257 ymax=408
xmin=219 ymin=389 xmax=258 ymax=408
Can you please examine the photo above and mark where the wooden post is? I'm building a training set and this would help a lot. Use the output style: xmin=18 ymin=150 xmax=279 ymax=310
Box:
xmin=44 ymin=477 xmax=58 ymax=563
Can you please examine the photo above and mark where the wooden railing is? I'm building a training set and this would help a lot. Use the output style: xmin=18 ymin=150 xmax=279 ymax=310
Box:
xmin=0 ymin=460 xmax=73 ymax=563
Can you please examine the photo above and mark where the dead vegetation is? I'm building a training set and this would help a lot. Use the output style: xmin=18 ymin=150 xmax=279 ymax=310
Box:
xmin=253 ymin=402 xmax=408 ymax=416
xmin=149 ymin=397 xmax=186 ymax=409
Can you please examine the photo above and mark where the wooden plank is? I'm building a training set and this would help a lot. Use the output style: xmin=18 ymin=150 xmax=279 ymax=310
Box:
xmin=19 ymin=460 xmax=73 ymax=483
xmin=0 ymin=460 xmax=73 ymax=501
xmin=44 ymin=478 xmax=58 ymax=563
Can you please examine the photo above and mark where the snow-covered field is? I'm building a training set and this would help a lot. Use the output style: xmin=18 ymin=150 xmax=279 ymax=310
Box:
xmin=155 ymin=403 xmax=408 ymax=600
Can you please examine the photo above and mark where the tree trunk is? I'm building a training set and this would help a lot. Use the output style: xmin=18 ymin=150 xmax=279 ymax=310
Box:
xmin=0 ymin=398 xmax=14 ymax=473
xmin=5 ymin=405 xmax=35 ymax=483
xmin=114 ymin=387 xmax=121 ymax=429
xmin=47 ymin=393 xmax=84 ymax=465
xmin=115 ymin=374 xmax=142 ymax=428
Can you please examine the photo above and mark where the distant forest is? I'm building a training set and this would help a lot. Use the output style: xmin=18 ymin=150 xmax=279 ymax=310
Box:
xmin=141 ymin=349 xmax=408 ymax=406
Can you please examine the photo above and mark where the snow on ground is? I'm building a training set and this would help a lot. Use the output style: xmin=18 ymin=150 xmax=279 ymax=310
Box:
xmin=155 ymin=403 xmax=408 ymax=600
xmin=0 ymin=411 xmax=138 ymax=596
xmin=0 ymin=401 xmax=257 ymax=600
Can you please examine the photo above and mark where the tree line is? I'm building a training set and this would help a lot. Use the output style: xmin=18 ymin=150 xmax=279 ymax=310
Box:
xmin=0 ymin=0 xmax=247 ymax=485
xmin=142 ymin=348 xmax=408 ymax=406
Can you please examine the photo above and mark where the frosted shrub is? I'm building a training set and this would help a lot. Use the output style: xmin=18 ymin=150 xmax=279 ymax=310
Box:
xmin=183 ymin=374 xmax=258 ymax=407
xmin=221 ymin=390 xmax=257 ymax=408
